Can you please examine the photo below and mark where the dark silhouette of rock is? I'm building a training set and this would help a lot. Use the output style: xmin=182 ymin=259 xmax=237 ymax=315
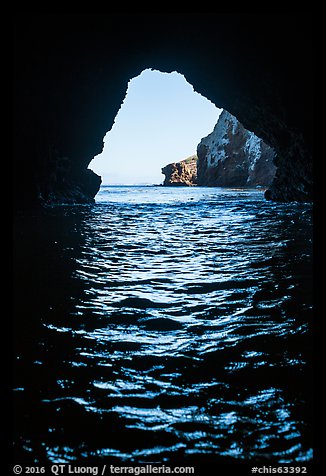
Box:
xmin=37 ymin=157 xmax=101 ymax=204
xmin=13 ymin=14 xmax=313 ymax=206
xmin=161 ymin=155 xmax=197 ymax=186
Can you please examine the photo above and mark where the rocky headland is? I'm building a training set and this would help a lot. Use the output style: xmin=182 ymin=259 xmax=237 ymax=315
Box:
xmin=161 ymin=155 xmax=197 ymax=186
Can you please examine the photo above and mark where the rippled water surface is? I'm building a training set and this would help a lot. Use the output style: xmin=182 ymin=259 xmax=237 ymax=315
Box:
xmin=13 ymin=186 xmax=313 ymax=465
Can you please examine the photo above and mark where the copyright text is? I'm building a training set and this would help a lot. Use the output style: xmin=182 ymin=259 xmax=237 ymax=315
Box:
xmin=13 ymin=465 xmax=195 ymax=475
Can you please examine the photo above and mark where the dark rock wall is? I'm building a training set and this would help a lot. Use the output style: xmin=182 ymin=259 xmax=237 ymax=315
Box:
xmin=13 ymin=14 xmax=313 ymax=206
xmin=197 ymin=110 xmax=276 ymax=187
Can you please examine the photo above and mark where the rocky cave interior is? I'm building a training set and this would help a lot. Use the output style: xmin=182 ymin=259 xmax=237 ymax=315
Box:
xmin=13 ymin=14 xmax=313 ymax=207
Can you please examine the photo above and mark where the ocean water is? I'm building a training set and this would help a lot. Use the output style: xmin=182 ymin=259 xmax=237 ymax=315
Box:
xmin=13 ymin=186 xmax=313 ymax=466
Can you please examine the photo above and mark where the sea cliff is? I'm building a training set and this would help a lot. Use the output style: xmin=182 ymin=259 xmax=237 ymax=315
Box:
xmin=162 ymin=110 xmax=276 ymax=187
xmin=161 ymin=155 xmax=197 ymax=186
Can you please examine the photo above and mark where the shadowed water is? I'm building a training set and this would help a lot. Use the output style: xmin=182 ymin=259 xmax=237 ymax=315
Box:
xmin=13 ymin=186 xmax=313 ymax=465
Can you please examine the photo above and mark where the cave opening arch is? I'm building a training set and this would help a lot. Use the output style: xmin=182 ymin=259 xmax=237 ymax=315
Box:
xmin=13 ymin=13 xmax=313 ymax=207
xmin=89 ymin=68 xmax=222 ymax=187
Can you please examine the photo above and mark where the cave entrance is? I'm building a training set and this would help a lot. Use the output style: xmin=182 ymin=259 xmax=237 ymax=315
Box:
xmin=90 ymin=69 xmax=221 ymax=186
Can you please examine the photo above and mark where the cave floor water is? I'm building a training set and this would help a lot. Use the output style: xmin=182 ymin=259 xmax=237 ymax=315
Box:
xmin=13 ymin=186 xmax=313 ymax=468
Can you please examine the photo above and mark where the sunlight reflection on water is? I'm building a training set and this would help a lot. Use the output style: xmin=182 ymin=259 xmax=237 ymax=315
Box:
xmin=13 ymin=186 xmax=313 ymax=465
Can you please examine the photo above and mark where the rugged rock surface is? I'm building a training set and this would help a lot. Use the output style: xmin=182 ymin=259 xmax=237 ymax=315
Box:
xmin=13 ymin=14 xmax=313 ymax=206
xmin=197 ymin=110 xmax=276 ymax=187
xmin=161 ymin=155 xmax=197 ymax=186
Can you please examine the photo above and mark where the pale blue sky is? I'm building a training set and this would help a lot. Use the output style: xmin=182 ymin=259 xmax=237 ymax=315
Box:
xmin=90 ymin=69 xmax=222 ymax=184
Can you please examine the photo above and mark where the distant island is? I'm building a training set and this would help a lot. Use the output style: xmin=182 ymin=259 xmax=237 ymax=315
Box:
xmin=161 ymin=110 xmax=276 ymax=187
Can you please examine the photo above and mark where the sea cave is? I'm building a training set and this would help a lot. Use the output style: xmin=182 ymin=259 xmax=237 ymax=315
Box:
xmin=12 ymin=13 xmax=314 ymax=472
